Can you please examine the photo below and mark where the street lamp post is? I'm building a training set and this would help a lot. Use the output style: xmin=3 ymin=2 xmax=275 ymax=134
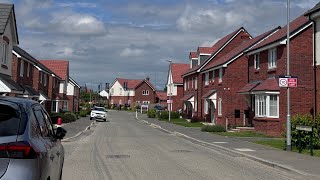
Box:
xmin=286 ymin=0 xmax=292 ymax=151
xmin=166 ymin=60 xmax=173 ymax=122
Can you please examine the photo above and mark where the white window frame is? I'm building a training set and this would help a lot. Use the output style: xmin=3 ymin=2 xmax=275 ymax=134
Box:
xmin=255 ymin=94 xmax=279 ymax=118
xmin=27 ymin=63 xmax=30 ymax=77
xmin=63 ymin=101 xmax=68 ymax=111
xmin=2 ymin=41 xmax=8 ymax=65
xmin=184 ymin=80 xmax=186 ymax=91
xmin=142 ymin=101 xmax=150 ymax=104
xmin=142 ymin=90 xmax=149 ymax=95
xmin=219 ymin=68 xmax=223 ymax=83
xmin=205 ymin=72 xmax=209 ymax=86
xmin=20 ymin=60 xmax=24 ymax=77
xmin=218 ymin=98 xmax=222 ymax=116
xmin=254 ymin=53 xmax=260 ymax=70
xmin=195 ymin=77 xmax=198 ymax=90
xmin=268 ymin=48 xmax=277 ymax=69
xmin=204 ymin=100 xmax=208 ymax=114
xmin=39 ymin=72 xmax=42 ymax=83
xmin=212 ymin=70 xmax=215 ymax=82
xmin=44 ymin=74 xmax=47 ymax=87
xmin=191 ymin=77 xmax=194 ymax=89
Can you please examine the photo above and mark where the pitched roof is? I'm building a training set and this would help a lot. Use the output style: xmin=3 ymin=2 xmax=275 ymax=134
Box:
xmin=182 ymin=27 xmax=249 ymax=76
xmin=252 ymin=78 xmax=280 ymax=92
xmin=156 ymin=91 xmax=167 ymax=101
xmin=202 ymin=26 xmax=281 ymax=71
xmin=116 ymin=78 xmax=142 ymax=89
xmin=249 ymin=15 xmax=310 ymax=52
xmin=237 ymin=81 xmax=261 ymax=94
xmin=39 ymin=60 xmax=69 ymax=80
xmin=0 ymin=73 xmax=23 ymax=92
xmin=189 ymin=52 xmax=197 ymax=59
xmin=171 ymin=63 xmax=189 ymax=84
xmin=135 ymin=79 xmax=156 ymax=91
xmin=305 ymin=2 xmax=320 ymax=16
xmin=0 ymin=3 xmax=18 ymax=44
xmin=197 ymin=47 xmax=214 ymax=54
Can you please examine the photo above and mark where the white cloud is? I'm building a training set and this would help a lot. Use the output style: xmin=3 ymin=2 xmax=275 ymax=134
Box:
xmin=49 ymin=12 xmax=107 ymax=36
xmin=57 ymin=2 xmax=97 ymax=8
xmin=120 ymin=48 xmax=145 ymax=57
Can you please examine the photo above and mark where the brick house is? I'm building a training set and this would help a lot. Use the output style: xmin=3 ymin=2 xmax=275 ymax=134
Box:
xmin=166 ymin=63 xmax=189 ymax=111
xmin=67 ymin=77 xmax=80 ymax=112
xmin=239 ymin=15 xmax=313 ymax=136
xmin=181 ymin=27 xmax=252 ymax=119
xmin=40 ymin=60 xmax=70 ymax=112
xmin=0 ymin=4 xmax=23 ymax=96
xmin=155 ymin=91 xmax=167 ymax=107
xmin=200 ymin=27 xmax=280 ymax=126
xmin=305 ymin=2 xmax=320 ymax=114
xmin=109 ymin=78 xmax=157 ymax=107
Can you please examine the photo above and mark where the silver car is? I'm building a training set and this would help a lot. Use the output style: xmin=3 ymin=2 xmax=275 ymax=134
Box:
xmin=0 ymin=96 xmax=66 ymax=180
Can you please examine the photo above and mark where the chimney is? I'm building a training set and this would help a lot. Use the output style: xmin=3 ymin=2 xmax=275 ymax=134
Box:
xmin=146 ymin=77 xmax=150 ymax=81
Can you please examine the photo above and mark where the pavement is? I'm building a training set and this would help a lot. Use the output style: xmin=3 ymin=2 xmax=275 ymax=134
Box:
xmin=62 ymin=111 xmax=306 ymax=180
xmin=135 ymin=112 xmax=320 ymax=179
xmin=59 ymin=116 xmax=96 ymax=140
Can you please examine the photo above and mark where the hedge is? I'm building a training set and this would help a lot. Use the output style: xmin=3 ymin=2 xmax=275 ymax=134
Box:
xmin=201 ymin=125 xmax=226 ymax=132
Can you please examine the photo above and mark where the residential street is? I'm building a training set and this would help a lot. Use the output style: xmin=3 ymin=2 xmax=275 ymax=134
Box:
xmin=61 ymin=111 xmax=309 ymax=180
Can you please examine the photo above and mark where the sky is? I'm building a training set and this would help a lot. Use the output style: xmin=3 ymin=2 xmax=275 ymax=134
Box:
xmin=0 ymin=0 xmax=319 ymax=91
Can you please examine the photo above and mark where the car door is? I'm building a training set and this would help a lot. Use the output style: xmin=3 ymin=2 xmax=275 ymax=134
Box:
xmin=42 ymin=107 xmax=64 ymax=177
xmin=33 ymin=105 xmax=57 ymax=180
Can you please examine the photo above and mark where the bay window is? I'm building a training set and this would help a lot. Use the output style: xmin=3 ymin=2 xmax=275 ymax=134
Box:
xmin=255 ymin=94 xmax=279 ymax=118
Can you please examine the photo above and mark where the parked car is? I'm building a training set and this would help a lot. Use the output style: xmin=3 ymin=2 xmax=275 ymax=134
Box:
xmin=90 ymin=106 xmax=107 ymax=121
xmin=0 ymin=96 xmax=66 ymax=180
xmin=154 ymin=105 xmax=163 ymax=112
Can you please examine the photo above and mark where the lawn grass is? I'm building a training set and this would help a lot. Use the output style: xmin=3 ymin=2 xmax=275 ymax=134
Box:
xmin=254 ymin=139 xmax=320 ymax=157
xmin=213 ymin=131 xmax=270 ymax=137
xmin=159 ymin=118 xmax=203 ymax=128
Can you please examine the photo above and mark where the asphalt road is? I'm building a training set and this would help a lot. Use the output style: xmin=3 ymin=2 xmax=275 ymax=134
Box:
xmin=62 ymin=111 xmax=306 ymax=180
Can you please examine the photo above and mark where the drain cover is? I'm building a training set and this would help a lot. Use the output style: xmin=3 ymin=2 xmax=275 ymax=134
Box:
xmin=171 ymin=150 xmax=193 ymax=153
xmin=106 ymin=155 xmax=130 ymax=159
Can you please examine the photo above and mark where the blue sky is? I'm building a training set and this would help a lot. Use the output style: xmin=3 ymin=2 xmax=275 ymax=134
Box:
xmin=1 ymin=0 xmax=319 ymax=90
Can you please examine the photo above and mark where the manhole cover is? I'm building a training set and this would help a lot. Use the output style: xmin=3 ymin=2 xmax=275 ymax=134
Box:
xmin=106 ymin=155 xmax=130 ymax=159
xmin=170 ymin=150 xmax=193 ymax=153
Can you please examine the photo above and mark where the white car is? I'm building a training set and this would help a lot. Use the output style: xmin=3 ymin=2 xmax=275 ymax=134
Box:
xmin=90 ymin=106 xmax=107 ymax=121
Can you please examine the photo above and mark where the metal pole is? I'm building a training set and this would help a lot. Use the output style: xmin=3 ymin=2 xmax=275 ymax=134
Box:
xmin=169 ymin=74 xmax=172 ymax=122
xmin=286 ymin=0 xmax=291 ymax=151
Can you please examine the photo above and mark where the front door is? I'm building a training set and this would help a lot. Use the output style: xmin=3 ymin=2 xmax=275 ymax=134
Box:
xmin=210 ymin=101 xmax=216 ymax=124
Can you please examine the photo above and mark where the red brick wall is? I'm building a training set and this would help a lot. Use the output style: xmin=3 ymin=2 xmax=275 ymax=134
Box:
xmin=135 ymin=82 xmax=156 ymax=104
xmin=33 ymin=69 xmax=39 ymax=91
xmin=67 ymin=95 xmax=74 ymax=112
xmin=248 ymin=26 xmax=313 ymax=136
xmin=200 ymin=56 xmax=249 ymax=126
xmin=172 ymin=85 xmax=184 ymax=111
xmin=12 ymin=56 xmax=34 ymax=87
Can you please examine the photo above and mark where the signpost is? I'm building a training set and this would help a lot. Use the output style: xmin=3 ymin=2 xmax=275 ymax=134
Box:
xmin=296 ymin=125 xmax=314 ymax=156
xmin=279 ymin=76 xmax=298 ymax=88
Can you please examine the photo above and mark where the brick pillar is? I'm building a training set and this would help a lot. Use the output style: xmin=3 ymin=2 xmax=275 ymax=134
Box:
xmin=33 ymin=69 xmax=39 ymax=91
xmin=48 ymin=76 xmax=53 ymax=100
xmin=11 ymin=55 xmax=18 ymax=82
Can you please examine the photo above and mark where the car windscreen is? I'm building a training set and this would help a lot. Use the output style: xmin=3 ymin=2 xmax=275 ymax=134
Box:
xmin=0 ymin=104 xmax=22 ymax=136
xmin=94 ymin=107 xmax=105 ymax=112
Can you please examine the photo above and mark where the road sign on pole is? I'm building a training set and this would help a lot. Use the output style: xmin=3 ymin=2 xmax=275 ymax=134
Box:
xmin=279 ymin=76 xmax=297 ymax=88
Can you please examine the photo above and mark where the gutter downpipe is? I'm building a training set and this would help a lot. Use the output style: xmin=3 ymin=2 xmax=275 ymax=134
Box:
xmin=308 ymin=16 xmax=317 ymax=119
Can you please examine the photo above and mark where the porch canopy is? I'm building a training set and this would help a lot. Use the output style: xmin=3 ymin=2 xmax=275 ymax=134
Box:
xmin=237 ymin=81 xmax=260 ymax=94
xmin=181 ymin=94 xmax=194 ymax=108
xmin=251 ymin=78 xmax=280 ymax=93
xmin=0 ymin=74 xmax=23 ymax=94
xmin=39 ymin=91 xmax=50 ymax=101
xmin=22 ymin=85 xmax=39 ymax=98
xmin=202 ymin=90 xmax=217 ymax=107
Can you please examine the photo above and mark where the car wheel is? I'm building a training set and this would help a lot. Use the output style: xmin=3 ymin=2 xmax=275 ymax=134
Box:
xmin=90 ymin=117 xmax=93 ymax=120
xmin=104 ymin=119 xmax=106 ymax=122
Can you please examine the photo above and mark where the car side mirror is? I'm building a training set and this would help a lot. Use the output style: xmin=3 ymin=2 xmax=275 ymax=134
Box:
xmin=55 ymin=127 xmax=67 ymax=139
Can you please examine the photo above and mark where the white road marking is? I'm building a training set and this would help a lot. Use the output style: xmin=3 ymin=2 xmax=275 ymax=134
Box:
xmin=234 ymin=148 xmax=256 ymax=152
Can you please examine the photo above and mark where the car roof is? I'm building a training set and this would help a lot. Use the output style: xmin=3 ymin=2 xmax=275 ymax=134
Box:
xmin=0 ymin=96 xmax=37 ymax=110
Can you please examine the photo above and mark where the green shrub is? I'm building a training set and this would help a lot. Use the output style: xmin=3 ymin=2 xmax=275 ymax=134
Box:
xmin=79 ymin=110 xmax=87 ymax=117
xmin=171 ymin=111 xmax=180 ymax=119
xmin=191 ymin=116 xmax=203 ymax=123
xmin=290 ymin=114 xmax=320 ymax=149
xmin=147 ymin=109 xmax=156 ymax=118
xmin=158 ymin=111 xmax=180 ymax=119
xmin=159 ymin=111 xmax=169 ymax=119
xmin=201 ymin=125 xmax=226 ymax=132
xmin=60 ymin=113 xmax=77 ymax=123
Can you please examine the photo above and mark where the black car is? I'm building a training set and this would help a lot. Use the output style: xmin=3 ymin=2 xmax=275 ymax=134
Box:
xmin=154 ymin=105 xmax=163 ymax=112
